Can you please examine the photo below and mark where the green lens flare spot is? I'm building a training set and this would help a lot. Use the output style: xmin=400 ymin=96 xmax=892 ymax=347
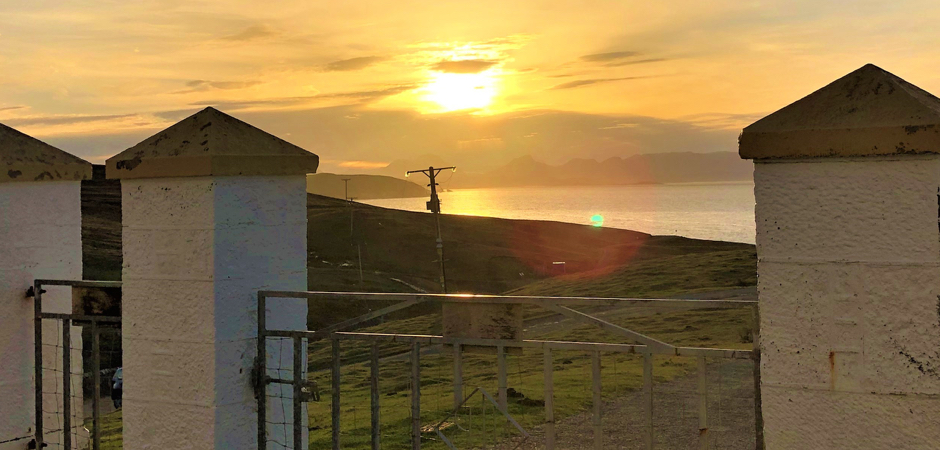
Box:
xmin=590 ymin=214 xmax=604 ymax=227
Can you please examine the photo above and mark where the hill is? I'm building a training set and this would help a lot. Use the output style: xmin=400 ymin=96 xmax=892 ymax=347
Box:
xmin=307 ymin=173 xmax=429 ymax=200
xmin=368 ymin=152 xmax=753 ymax=188
xmin=80 ymin=176 xmax=756 ymax=329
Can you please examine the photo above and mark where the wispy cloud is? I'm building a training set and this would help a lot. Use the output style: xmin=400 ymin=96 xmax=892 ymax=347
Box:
xmin=550 ymin=76 xmax=651 ymax=90
xmin=324 ymin=56 xmax=386 ymax=72
xmin=605 ymin=58 xmax=668 ymax=67
xmin=580 ymin=51 xmax=639 ymax=62
xmin=0 ymin=106 xmax=26 ymax=113
xmin=173 ymin=80 xmax=262 ymax=94
xmin=189 ymin=84 xmax=417 ymax=110
xmin=3 ymin=114 xmax=138 ymax=127
xmin=221 ymin=24 xmax=277 ymax=41
xmin=431 ymin=59 xmax=499 ymax=74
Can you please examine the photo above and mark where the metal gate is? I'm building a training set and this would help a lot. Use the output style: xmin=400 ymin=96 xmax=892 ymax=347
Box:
xmin=32 ymin=279 xmax=122 ymax=450
xmin=256 ymin=291 xmax=763 ymax=450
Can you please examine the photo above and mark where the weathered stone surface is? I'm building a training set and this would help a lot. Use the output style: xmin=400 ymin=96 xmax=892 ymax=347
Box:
xmin=740 ymin=64 xmax=940 ymax=160
xmin=121 ymin=175 xmax=308 ymax=450
xmin=752 ymin=155 xmax=940 ymax=448
xmin=0 ymin=123 xmax=92 ymax=183
xmin=106 ymin=107 xmax=319 ymax=179
xmin=0 ymin=181 xmax=83 ymax=447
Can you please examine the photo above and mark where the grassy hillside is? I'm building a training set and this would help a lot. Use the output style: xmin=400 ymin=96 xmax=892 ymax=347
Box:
xmin=81 ymin=179 xmax=756 ymax=329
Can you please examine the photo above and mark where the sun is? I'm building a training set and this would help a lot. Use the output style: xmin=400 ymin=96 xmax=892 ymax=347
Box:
xmin=420 ymin=70 xmax=498 ymax=113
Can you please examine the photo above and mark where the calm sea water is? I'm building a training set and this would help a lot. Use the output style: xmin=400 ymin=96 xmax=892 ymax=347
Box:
xmin=363 ymin=182 xmax=756 ymax=244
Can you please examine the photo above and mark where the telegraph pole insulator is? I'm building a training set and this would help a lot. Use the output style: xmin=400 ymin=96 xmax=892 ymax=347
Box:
xmin=406 ymin=165 xmax=456 ymax=293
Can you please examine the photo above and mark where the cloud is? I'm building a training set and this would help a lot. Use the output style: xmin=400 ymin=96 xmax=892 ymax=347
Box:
xmin=173 ymin=80 xmax=261 ymax=94
xmin=221 ymin=24 xmax=277 ymax=41
xmin=605 ymin=58 xmax=668 ymax=67
xmin=0 ymin=106 xmax=26 ymax=113
xmin=580 ymin=51 xmax=639 ymax=62
xmin=431 ymin=59 xmax=499 ymax=74
xmin=324 ymin=56 xmax=386 ymax=71
xmin=188 ymin=84 xmax=417 ymax=110
xmin=3 ymin=113 xmax=138 ymax=127
xmin=550 ymin=76 xmax=651 ymax=90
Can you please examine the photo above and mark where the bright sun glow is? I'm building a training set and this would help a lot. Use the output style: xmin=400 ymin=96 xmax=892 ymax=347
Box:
xmin=421 ymin=70 xmax=499 ymax=112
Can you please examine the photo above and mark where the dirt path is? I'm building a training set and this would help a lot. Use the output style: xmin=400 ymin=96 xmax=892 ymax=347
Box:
xmin=492 ymin=359 xmax=757 ymax=450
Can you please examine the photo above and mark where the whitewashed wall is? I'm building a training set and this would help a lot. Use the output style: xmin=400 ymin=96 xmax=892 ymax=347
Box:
xmin=0 ymin=181 xmax=85 ymax=449
xmin=121 ymin=176 xmax=308 ymax=450
xmin=754 ymin=156 xmax=940 ymax=449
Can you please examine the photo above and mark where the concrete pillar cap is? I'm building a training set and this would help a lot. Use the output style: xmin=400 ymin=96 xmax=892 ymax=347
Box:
xmin=739 ymin=64 xmax=940 ymax=160
xmin=0 ymin=123 xmax=92 ymax=183
xmin=106 ymin=107 xmax=320 ymax=179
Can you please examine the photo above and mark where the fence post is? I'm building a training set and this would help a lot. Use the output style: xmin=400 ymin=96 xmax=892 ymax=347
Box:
xmin=107 ymin=107 xmax=318 ymax=450
xmin=411 ymin=342 xmax=421 ymax=450
xmin=543 ymin=347 xmax=555 ymax=450
xmin=592 ymin=351 xmax=602 ymax=450
xmin=697 ymin=357 xmax=708 ymax=450
xmin=497 ymin=345 xmax=508 ymax=411
xmin=0 ymin=126 xmax=90 ymax=448
xmin=453 ymin=344 xmax=463 ymax=410
xmin=643 ymin=352 xmax=654 ymax=450
xmin=332 ymin=338 xmax=341 ymax=450
xmin=370 ymin=343 xmax=380 ymax=450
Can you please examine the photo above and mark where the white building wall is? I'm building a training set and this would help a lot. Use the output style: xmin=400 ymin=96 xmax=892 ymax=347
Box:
xmin=0 ymin=181 xmax=84 ymax=449
xmin=754 ymin=156 xmax=940 ymax=449
xmin=121 ymin=176 xmax=307 ymax=450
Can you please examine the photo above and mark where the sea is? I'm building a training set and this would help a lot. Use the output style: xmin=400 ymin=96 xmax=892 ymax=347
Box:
xmin=362 ymin=182 xmax=756 ymax=244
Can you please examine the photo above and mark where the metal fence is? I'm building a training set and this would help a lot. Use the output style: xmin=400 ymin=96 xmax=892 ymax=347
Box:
xmin=33 ymin=279 xmax=122 ymax=450
xmin=257 ymin=291 xmax=763 ymax=450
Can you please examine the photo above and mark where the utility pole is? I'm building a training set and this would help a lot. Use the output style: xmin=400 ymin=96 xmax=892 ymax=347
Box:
xmin=406 ymin=166 xmax=456 ymax=293
xmin=341 ymin=178 xmax=351 ymax=202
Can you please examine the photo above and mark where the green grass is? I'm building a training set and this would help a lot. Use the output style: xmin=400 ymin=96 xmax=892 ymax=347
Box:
xmin=81 ymin=183 xmax=758 ymax=448
xmin=305 ymin=306 xmax=753 ymax=449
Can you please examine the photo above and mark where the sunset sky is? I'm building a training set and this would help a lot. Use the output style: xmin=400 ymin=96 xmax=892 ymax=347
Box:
xmin=2 ymin=0 xmax=940 ymax=172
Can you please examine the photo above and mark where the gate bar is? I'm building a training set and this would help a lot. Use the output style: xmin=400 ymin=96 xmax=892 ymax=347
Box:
xmin=293 ymin=335 xmax=303 ymax=450
xmin=592 ymin=350 xmax=601 ymax=450
xmin=257 ymin=292 xmax=266 ymax=450
xmin=33 ymin=281 xmax=44 ymax=449
xmin=370 ymin=342 xmax=380 ymax=450
xmin=92 ymin=321 xmax=101 ymax=450
xmin=497 ymin=345 xmax=507 ymax=410
xmin=331 ymin=339 xmax=341 ymax=450
xmin=453 ymin=344 xmax=463 ymax=410
xmin=698 ymin=357 xmax=708 ymax=450
xmin=543 ymin=347 xmax=555 ymax=450
xmin=63 ymin=319 xmax=71 ymax=450
xmin=643 ymin=352 xmax=653 ymax=450
xmin=410 ymin=342 xmax=421 ymax=450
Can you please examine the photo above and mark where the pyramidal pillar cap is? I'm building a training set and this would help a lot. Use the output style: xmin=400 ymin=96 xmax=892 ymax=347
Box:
xmin=740 ymin=64 xmax=940 ymax=160
xmin=1 ymin=123 xmax=92 ymax=183
xmin=106 ymin=107 xmax=319 ymax=179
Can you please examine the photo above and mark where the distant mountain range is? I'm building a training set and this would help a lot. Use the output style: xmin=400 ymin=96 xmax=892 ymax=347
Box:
xmin=366 ymin=152 xmax=753 ymax=189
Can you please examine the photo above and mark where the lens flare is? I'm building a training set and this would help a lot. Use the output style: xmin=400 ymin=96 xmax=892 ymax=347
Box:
xmin=590 ymin=214 xmax=604 ymax=227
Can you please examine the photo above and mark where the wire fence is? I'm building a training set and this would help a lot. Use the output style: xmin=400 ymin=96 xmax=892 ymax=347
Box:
xmin=38 ymin=317 xmax=122 ymax=450
xmin=260 ymin=292 xmax=762 ymax=450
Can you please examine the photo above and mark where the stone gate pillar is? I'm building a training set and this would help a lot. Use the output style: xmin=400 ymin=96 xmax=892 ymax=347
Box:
xmin=0 ymin=124 xmax=91 ymax=448
xmin=740 ymin=64 xmax=940 ymax=449
xmin=107 ymin=107 xmax=318 ymax=449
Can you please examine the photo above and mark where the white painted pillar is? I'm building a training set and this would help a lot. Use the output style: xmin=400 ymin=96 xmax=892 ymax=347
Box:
xmin=107 ymin=107 xmax=318 ymax=450
xmin=741 ymin=64 xmax=940 ymax=449
xmin=0 ymin=124 xmax=91 ymax=449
